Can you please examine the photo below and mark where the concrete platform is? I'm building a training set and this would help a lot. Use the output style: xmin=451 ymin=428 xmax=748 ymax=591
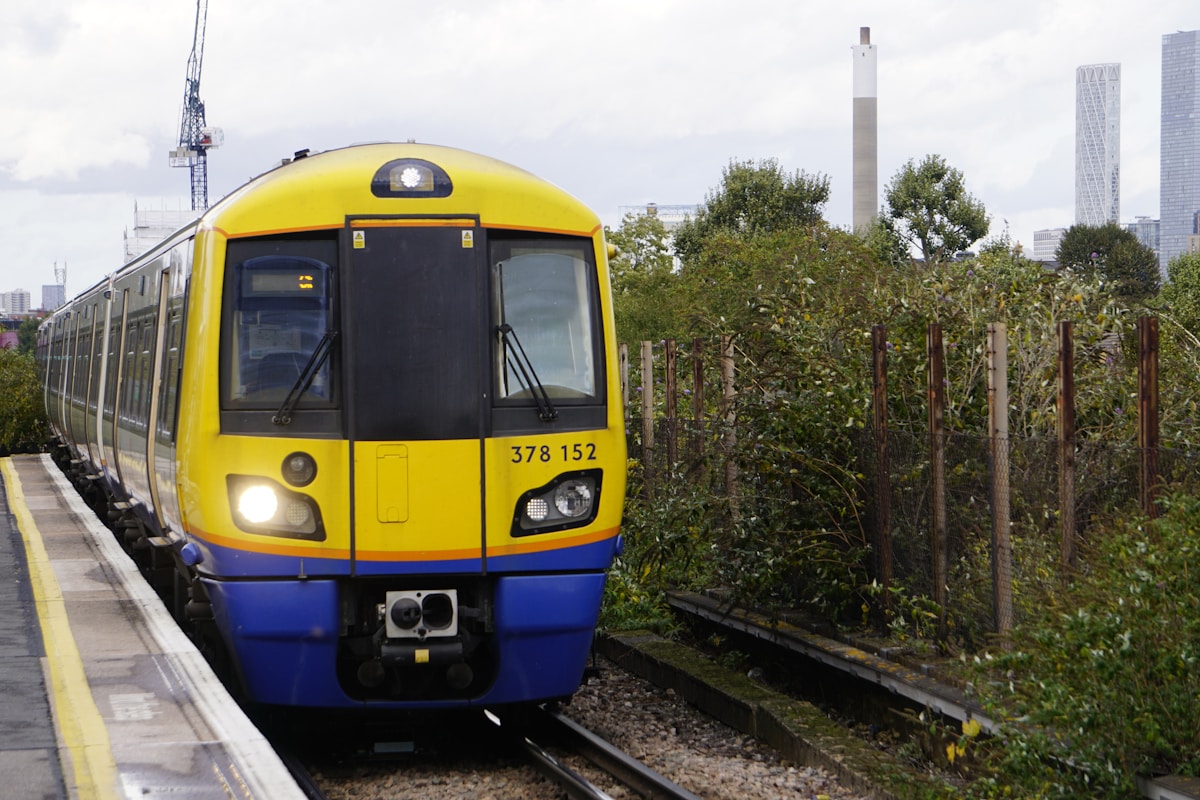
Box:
xmin=0 ymin=454 xmax=304 ymax=800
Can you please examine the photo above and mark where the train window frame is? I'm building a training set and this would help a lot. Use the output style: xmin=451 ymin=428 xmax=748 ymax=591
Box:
xmin=488 ymin=232 xmax=607 ymax=434
xmin=219 ymin=234 xmax=342 ymax=436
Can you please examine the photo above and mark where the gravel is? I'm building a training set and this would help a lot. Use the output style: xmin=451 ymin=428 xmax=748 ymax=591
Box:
xmin=314 ymin=655 xmax=867 ymax=799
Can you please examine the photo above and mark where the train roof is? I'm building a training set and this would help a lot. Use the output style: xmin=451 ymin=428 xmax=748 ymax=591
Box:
xmin=204 ymin=142 xmax=602 ymax=240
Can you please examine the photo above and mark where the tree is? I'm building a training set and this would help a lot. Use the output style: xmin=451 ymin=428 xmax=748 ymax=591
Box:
xmin=881 ymin=155 xmax=989 ymax=265
xmin=1055 ymin=223 xmax=1160 ymax=301
xmin=0 ymin=348 xmax=48 ymax=455
xmin=1160 ymin=252 xmax=1200 ymax=337
xmin=605 ymin=211 xmax=682 ymax=344
xmin=17 ymin=316 xmax=41 ymax=355
xmin=672 ymin=158 xmax=830 ymax=264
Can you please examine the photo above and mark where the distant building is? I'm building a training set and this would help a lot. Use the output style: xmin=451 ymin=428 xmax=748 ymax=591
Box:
xmin=41 ymin=284 xmax=65 ymax=312
xmin=123 ymin=202 xmax=197 ymax=262
xmin=616 ymin=203 xmax=700 ymax=233
xmin=1160 ymin=30 xmax=1200 ymax=274
xmin=1124 ymin=216 xmax=1160 ymax=255
xmin=1033 ymin=228 xmax=1067 ymax=262
xmin=1 ymin=289 xmax=31 ymax=315
xmin=1076 ymin=63 xmax=1121 ymax=227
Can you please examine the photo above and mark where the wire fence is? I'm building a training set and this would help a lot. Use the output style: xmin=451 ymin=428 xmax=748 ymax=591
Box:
xmin=621 ymin=324 xmax=1200 ymax=644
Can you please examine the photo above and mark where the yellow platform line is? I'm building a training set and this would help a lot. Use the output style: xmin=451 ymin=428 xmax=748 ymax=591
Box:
xmin=1 ymin=458 xmax=119 ymax=800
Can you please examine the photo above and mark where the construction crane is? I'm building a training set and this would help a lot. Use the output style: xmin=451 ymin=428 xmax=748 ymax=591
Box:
xmin=169 ymin=0 xmax=222 ymax=211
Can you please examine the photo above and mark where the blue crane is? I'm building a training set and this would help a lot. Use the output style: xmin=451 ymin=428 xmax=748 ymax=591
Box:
xmin=169 ymin=0 xmax=221 ymax=211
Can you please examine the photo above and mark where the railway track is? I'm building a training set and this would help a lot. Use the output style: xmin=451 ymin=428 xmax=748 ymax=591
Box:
xmin=489 ymin=705 xmax=703 ymax=800
xmin=275 ymin=703 xmax=714 ymax=800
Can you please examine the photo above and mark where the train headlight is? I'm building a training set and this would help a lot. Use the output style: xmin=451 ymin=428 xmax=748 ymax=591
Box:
xmin=238 ymin=485 xmax=278 ymax=524
xmin=227 ymin=475 xmax=326 ymax=541
xmin=512 ymin=469 xmax=602 ymax=537
xmin=554 ymin=480 xmax=593 ymax=518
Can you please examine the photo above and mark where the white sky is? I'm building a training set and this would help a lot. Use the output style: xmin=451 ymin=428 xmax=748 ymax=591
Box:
xmin=1 ymin=0 xmax=1195 ymax=299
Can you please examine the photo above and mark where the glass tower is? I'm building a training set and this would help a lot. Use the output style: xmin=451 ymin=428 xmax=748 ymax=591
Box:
xmin=1075 ymin=64 xmax=1121 ymax=228
xmin=1160 ymin=30 xmax=1200 ymax=275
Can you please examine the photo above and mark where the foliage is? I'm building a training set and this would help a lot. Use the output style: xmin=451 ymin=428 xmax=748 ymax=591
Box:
xmin=672 ymin=158 xmax=830 ymax=265
xmin=0 ymin=348 xmax=49 ymax=455
xmin=963 ymin=494 xmax=1200 ymax=798
xmin=1159 ymin=251 xmax=1200 ymax=339
xmin=1055 ymin=223 xmax=1161 ymax=301
xmin=17 ymin=316 xmax=41 ymax=355
xmin=605 ymin=211 xmax=684 ymax=345
xmin=881 ymin=155 xmax=989 ymax=265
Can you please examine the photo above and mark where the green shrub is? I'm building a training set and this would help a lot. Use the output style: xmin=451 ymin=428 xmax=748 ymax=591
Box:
xmin=0 ymin=348 xmax=49 ymax=455
xmin=966 ymin=493 xmax=1200 ymax=797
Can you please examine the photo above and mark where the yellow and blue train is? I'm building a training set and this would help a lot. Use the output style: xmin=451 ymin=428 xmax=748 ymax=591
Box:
xmin=38 ymin=143 xmax=626 ymax=708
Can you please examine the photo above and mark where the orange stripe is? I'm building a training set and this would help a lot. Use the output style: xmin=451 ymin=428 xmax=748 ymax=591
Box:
xmin=485 ymin=221 xmax=602 ymax=238
xmin=187 ymin=525 xmax=619 ymax=563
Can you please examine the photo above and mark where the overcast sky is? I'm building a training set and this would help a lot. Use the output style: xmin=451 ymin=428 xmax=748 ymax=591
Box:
xmin=1 ymin=1 xmax=1196 ymax=299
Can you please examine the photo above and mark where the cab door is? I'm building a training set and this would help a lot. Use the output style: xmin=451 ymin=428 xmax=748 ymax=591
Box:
xmin=343 ymin=219 xmax=487 ymax=574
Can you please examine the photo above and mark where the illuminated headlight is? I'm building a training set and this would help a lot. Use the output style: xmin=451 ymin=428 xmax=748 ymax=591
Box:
xmin=227 ymin=475 xmax=325 ymax=541
xmin=512 ymin=469 xmax=602 ymax=537
xmin=238 ymin=484 xmax=278 ymax=523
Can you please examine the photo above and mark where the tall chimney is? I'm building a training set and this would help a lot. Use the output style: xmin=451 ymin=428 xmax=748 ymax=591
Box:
xmin=852 ymin=26 xmax=878 ymax=233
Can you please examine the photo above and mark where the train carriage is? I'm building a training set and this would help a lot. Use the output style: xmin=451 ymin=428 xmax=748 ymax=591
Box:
xmin=38 ymin=143 xmax=626 ymax=709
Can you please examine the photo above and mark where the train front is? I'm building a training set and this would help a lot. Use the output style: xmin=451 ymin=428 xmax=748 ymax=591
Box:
xmin=177 ymin=144 xmax=626 ymax=708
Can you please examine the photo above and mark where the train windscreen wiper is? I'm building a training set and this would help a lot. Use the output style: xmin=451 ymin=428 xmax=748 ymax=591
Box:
xmin=273 ymin=330 xmax=339 ymax=425
xmin=497 ymin=323 xmax=558 ymax=422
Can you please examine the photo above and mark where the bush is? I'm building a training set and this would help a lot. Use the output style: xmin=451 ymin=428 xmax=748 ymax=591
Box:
xmin=966 ymin=493 xmax=1200 ymax=797
xmin=0 ymin=348 xmax=49 ymax=455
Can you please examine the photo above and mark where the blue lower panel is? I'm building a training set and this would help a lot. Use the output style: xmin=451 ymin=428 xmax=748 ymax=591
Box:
xmin=202 ymin=578 xmax=347 ymax=706
xmin=483 ymin=572 xmax=608 ymax=704
xmin=202 ymin=572 xmax=608 ymax=708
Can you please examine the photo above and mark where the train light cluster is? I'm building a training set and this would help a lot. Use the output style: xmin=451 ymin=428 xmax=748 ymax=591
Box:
xmin=227 ymin=475 xmax=325 ymax=540
xmin=513 ymin=470 xmax=602 ymax=536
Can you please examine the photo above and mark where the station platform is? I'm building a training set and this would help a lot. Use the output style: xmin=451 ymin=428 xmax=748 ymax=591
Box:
xmin=0 ymin=454 xmax=305 ymax=800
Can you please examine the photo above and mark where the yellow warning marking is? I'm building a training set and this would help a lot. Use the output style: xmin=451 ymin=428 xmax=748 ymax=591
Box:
xmin=1 ymin=458 xmax=118 ymax=800
xmin=415 ymin=649 xmax=430 ymax=664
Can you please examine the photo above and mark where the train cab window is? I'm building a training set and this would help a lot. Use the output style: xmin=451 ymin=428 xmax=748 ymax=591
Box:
xmin=491 ymin=238 xmax=602 ymax=407
xmin=223 ymin=254 xmax=335 ymax=409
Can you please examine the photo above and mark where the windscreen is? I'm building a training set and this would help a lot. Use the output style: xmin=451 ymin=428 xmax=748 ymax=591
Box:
xmin=223 ymin=253 xmax=334 ymax=408
xmin=492 ymin=241 xmax=600 ymax=404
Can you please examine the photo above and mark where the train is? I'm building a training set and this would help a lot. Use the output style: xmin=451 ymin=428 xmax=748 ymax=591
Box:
xmin=37 ymin=142 xmax=627 ymax=709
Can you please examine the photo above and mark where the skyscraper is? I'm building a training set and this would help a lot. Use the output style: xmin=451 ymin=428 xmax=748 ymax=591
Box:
xmin=1075 ymin=63 xmax=1121 ymax=228
xmin=1160 ymin=30 xmax=1200 ymax=274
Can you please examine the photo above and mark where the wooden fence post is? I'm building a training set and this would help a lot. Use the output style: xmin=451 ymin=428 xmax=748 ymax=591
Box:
xmin=871 ymin=325 xmax=893 ymax=616
xmin=1057 ymin=321 xmax=1077 ymax=569
xmin=691 ymin=338 xmax=705 ymax=464
xmin=665 ymin=338 xmax=678 ymax=465
xmin=987 ymin=323 xmax=1013 ymax=639
xmin=641 ymin=340 xmax=655 ymax=496
xmin=1138 ymin=316 xmax=1160 ymax=518
xmin=927 ymin=323 xmax=948 ymax=640
xmin=619 ymin=343 xmax=630 ymax=428
xmin=720 ymin=335 xmax=738 ymax=518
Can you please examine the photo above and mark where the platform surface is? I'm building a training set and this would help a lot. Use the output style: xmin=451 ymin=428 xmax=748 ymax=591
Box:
xmin=0 ymin=454 xmax=304 ymax=799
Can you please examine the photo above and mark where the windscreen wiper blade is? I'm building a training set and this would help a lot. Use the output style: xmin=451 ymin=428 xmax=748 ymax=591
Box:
xmin=497 ymin=323 xmax=557 ymax=422
xmin=273 ymin=330 xmax=338 ymax=425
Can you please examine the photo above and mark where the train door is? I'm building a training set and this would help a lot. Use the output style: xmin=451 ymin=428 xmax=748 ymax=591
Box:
xmin=342 ymin=218 xmax=486 ymax=574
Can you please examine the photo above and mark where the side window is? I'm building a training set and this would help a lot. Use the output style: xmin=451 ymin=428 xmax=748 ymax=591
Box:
xmin=223 ymin=253 xmax=335 ymax=408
